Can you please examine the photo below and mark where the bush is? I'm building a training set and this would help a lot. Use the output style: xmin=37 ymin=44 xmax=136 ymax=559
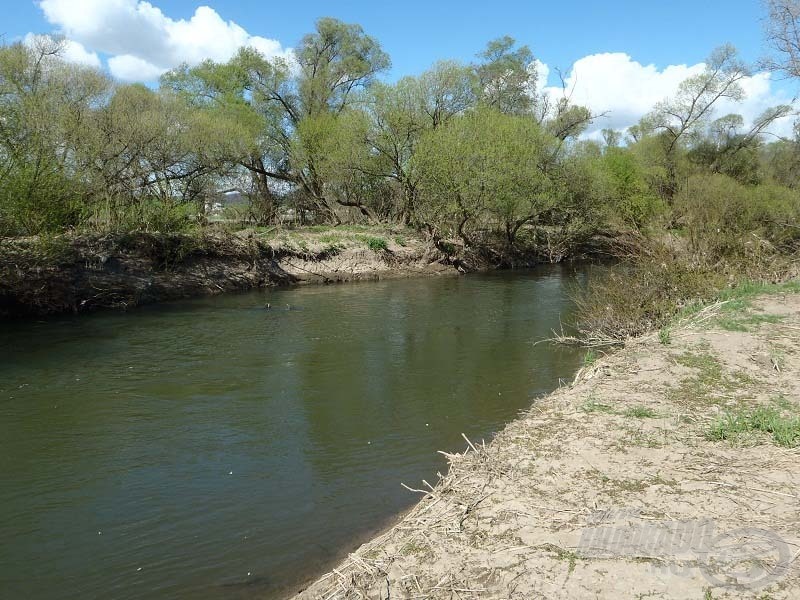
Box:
xmin=675 ymin=174 xmax=800 ymax=260
xmin=571 ymin=245 xmax=724 ymax=343
xmin=361 ymin=236 xmax=388 ymax=251
xmin=115 ymin=199 xmax=197 ymax=233
xmin=603 ymin=148 xmax=665 ymax=230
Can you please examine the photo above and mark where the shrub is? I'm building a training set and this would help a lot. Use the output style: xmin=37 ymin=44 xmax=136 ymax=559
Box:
xmin=675 ymin=174 xmax=800 ymax=260
xmin=362 ymin=236 xmax=388 ymax=251
xmin=571 ymin=245 xmax=723 ymax=343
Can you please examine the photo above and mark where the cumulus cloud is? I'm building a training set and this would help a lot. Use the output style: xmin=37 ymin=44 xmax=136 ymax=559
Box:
xmin=107 ymin=54 xmax=167 ymax=82
xmin=36 ymin=0 xmax=292 ymax=82
xmin=539 ymin=52 xmax=797 ymax=139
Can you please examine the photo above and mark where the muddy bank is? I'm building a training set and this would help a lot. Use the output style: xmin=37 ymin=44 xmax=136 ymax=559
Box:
xmin=0 ymin=229 xmax=456 ymax=318
xmin=296 ymin=289 xmax=800 ymax=599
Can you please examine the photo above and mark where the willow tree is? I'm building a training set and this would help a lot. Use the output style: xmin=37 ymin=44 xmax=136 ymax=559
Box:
xmin=162 ymin=17 xmax=390 ymax=223
xmin=763 ymin=0 xmax=800 ymax=79
xmin=363 ymin=61 xmax=476 ymax=224
xmin=636 ymin=45 xmax=750 ymax=198
xmin=76 ymin=84 xmax=228 ymax=230
xmin=414 ymin=108 xmax=555 ymax=248
xmin=475 ymin=36 xmax=536 ymax=115
xmin=0 ymin=36 xmax=110 ymax=234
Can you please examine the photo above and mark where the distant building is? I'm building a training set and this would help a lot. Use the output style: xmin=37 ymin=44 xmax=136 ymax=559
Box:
xmin=204 ymin=189 xmax=249 ymax=216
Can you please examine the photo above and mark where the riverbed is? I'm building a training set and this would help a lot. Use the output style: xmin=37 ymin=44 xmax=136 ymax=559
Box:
xmin=0 ymin=267 xmax=585 ymax=599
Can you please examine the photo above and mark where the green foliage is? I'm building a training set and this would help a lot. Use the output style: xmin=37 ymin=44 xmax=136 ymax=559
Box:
xmin=1 ymin=23 xmax=799 ymax=288
xmin=675 ymin=174 xmax=800 ymax=259
xmin=708 ymin=406 xmax=800 ymax=447
xmin=414 ymin=108 xmax=555 ymax=246
xmin=475 ymin=36 xmax=535 ymax=115
xmin=357 ymin=235 xmax=388 ymax=251
xmin=581 ymin=399 xmax=615 ymax=413
xmin=602 ymin=148 xmax=664 ymax=229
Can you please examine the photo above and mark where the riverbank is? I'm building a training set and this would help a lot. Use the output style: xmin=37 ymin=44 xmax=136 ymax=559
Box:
xmin=0 ymin=227 xmax=458 ymax=318
xmin=296 ymin=285 xmax=800 ymax=599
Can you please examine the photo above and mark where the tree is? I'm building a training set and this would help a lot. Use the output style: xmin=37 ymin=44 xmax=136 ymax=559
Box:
xmin=602 ymin=148 xmax=663 ymax=229
xmin=296 ymin=17 xmax=390 ymax=117
xmin=763 ymin=0 xmax=800 ymax=79
xmin=362 ymin=61 xmax=476 ymax=224
xmin=0 ymin=36 xmax=111 ymax=234
xmin=688 ymin=106 xmax=793 ymax=183
xmin=637 ymin=45 xmax=751 ymax=198
xmin=161 ymin=18 xmax=390 ymax=223
xmin=644 ymin=45 xmax=749 ymax=154
xmin=475 ymin=37 xmax=536 ymax=115
xmin=414 ymin=108 xmax=555 ymax=247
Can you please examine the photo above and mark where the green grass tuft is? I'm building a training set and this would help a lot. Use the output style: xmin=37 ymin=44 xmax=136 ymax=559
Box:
xmin=581 ymin=399 xmax=615 ymax=414
xmin=708 ymin=406 xmax=800 ymax=447
xmin=358 ymin=235 xmax=388 ymax=251
xmin=624 ymin=406 xmax=658 ymax=419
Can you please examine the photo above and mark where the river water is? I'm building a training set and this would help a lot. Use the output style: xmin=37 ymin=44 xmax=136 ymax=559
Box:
xmin=0 ymin=267 xmax=586 ymax=599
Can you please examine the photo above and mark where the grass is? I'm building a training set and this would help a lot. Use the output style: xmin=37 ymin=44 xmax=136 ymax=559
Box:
xmin=623 ymin=406 xmax=658 ymax=419
xmin=576 ymin=273 xmax=800 ymax=346
xmin=356 ymin=235 xmax=388 ymax=251
xmin=580 ymin=398 xmax=658 ymax=419
xmin=716 ymin=280 xmax=800 ymax=301
xmin=666 ymin=348 xmax=744 ymax=407
xmin=583 ymin=349 xmax=599 ymax=367
xmin=538 ymin=543 xmax=579 ymax=576
xmin=707 ymin=405 xmax=800 ymax=447
xmin=710 ymin=292 xmax=787 ymax=331
xmin=716 ymin=312 xmax=785 ymax=332
xmin=581 ymin=398 xmax=615 ymax=414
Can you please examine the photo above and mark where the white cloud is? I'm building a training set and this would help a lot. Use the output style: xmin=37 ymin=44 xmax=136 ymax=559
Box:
xmin=108 ymin=54 xmax=167 ymax=82
xmin=61 ymin=39 xmax=103 ymax=68
xmin=533 ymin=59 xmax=549 ymax=90
xmin=540 ymin=52 xmax=797 ymax=139
xmin=24 ymin=33 xmax=102 ymax=68
xmin=36 ymin=0 xmax=292 ymax=82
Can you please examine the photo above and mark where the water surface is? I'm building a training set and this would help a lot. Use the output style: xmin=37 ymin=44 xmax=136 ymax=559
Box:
xmin=0 ymin=267 xmax=585 ymax=599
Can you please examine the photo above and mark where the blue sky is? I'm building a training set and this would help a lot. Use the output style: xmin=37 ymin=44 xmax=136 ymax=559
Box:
xmin=4 ymin=0 xmax=797 ymax=136
xmin=5 ymin=0 xmax=772 ymax=80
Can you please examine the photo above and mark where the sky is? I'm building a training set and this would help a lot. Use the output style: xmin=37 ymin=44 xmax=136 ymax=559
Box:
xmin=3 ymin=0 xmax=799 ymax=136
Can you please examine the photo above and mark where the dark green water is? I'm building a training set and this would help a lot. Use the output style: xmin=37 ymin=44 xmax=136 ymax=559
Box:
xmin=0 ymin=267 xmax=585 ymax=600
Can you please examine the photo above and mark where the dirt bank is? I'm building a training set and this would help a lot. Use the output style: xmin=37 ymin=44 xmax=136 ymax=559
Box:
xmin=0 ymin=228 xmax=456 ymax=318
xmin=296 ymin=288 xmax=800 ymax=599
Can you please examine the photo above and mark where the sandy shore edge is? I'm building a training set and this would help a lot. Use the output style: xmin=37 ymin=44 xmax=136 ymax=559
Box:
xmin=294 ymin=290 xmax=800 ymax=599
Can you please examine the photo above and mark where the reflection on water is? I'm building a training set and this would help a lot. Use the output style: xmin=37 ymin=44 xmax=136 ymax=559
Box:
xmin=0 ymin=267 xmax=585 ymax=599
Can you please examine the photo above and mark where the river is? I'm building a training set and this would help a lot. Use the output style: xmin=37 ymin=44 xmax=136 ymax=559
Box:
xmin=0 ymin=267 xmax=586 ymax=599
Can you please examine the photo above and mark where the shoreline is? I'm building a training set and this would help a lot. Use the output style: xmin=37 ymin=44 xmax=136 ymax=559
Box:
xmin=0 ymin=228 xmax=460 ymax=319
xmin=0 ymin=226 xmax=615 ymax=320
xmin=293 ymin=287 xmax=800 ymax=599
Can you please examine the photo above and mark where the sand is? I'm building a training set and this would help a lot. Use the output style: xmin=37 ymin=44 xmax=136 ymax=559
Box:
xmin=295 ymin=291 xmax=800 ymax=599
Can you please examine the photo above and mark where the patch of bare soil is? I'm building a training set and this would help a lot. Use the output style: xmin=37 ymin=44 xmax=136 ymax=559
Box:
xmin=295 ymin=292 xmax=800 ymax=599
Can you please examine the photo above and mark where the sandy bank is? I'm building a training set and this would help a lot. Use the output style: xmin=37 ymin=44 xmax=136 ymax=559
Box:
xmin=296 ymin=290 xmax=800 ymax=599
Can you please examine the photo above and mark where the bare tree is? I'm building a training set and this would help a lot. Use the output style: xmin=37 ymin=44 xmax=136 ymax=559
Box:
xmin=763 ymin=0 xmax=800 ymax=80
xmin=645 ymin=45 xmax=750 ymax=153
